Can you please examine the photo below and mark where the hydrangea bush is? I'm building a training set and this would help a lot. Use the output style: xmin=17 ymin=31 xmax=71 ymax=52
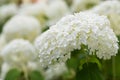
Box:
xmin=0 ymin=0 xmax=120 ymax=80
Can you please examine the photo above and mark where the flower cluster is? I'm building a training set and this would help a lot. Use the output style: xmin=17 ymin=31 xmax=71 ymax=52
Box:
xmin=0 ymin=3 xmax=18 ymax=25
xmin=19 ymin=0 xmax=69 ymax=28
xmin=1 ymin=39 xmax=37 ymax=66
xmin=19 ymin=1 xmax=48 ymax=28
xmin=35 ymin=12 xmax=118 ymax=67
xmin=45 ymin=0 xmax=69 ymax=26
xmin=3 ymin=15 xmax=41 ymax=42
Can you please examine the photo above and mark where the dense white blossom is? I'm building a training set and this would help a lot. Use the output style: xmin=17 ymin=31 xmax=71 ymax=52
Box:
xmin=88 ymin=1 xmax=120 ymax=35
xmin=1 ymin=39 xmax=37 ymax=66
xmin=71 ymin=0 xmax=100 ymax=12
xmin=3 ymin=15 xmax=41 ymax=42
xmin=35 ymin=12 xmax=118 ymax=67
xmin=45 ymin=63 xmax=68 ymax=80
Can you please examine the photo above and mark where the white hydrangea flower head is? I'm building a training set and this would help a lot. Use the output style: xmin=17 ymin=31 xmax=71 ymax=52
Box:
xmin=0 ymin=3 xmax=17 ymax=18
xmin=88 ymin=1 xmax=120 ymax=35
xmin=35 ymin=12 xmax=118 ymax=67
xmin=1 ymin=39 xmax=37 ymax=66
xmin=0 ymin=3 xmax=18 ymax=24
xmin=71 ymin=0 xmax=100 ymax=12
xmin=89 ymin=1 xmax=120 ymax=15
xmin=19 ymin=2 xmax=48 ymax=28
xmin=46 ymin=0 xmax=69 ymax=26
xmin=0 ymin=34 xmax=6 ymax=52
xmin=45 ymin=63 xmax=68 ymax=80
xmin=3 ymin=15 xmax=41 ymax=42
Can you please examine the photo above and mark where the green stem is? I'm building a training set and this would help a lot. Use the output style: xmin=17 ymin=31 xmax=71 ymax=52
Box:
xmin=21 ymin=64 xmax=29 ymax=80
xmin=85 ymin=49 xmax=91 ymax=80
xmin=112 ymin=57 xmax=116 ymax=80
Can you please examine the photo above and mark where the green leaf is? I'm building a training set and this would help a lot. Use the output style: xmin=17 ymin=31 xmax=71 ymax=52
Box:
xmin=29 ymin=70 xmax=44 ymax=80
xmin=79 ymin=56 xmax=101 ymax=70
xmin=5 ymin=69 xmax=21 ymax=80
xmin=66 ymin=48 xmax=87 ymax=70
xmin=67 ymin=57 xmax=80 ymax=70
xmin=76 ymin=63 xmax=104 ymax=80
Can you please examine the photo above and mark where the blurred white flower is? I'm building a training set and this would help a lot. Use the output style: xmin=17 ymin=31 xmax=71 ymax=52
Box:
xmin=35 ymin=12 xmax=118 ymax=67
xmin=1 ymin=39 xmax=37 ymax=66
xmin=0 ymin=3 xmax=18 ymax=24
xmin=19 ymin=2 xmax=48 ymax=29
xmin=45 ymin=63 xmax=68 ymax=80
xmin=108 ymin=14 xmax=120 ymax=35
xmin=88 ymin=1 xmax=120 ymax=15
xmin=3 ymin=15 xmax=41 ymax=42
xmin=0 ymin=39 xmax=41 ymax=79
xmin=46 ymin=0 xmax=69 ymax=26
xmin=88 ymin=1 xmax=120 ymax=35
xmin=71 ymin=0 xmax=100 ymax=12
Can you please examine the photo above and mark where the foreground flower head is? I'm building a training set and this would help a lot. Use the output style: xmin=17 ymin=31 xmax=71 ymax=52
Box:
xmin=88 ymin=1 xmax=120 ymax=35
xmin=3 ymin=15 xmax=41 ymax=42
xmin=1 ymin=39 xmax=37 ymax=65
xmin=35 ymin=12 xmax=118 ymax=67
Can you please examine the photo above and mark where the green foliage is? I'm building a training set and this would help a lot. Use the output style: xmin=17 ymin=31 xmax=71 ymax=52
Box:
xmin=28 ymin=70 xmax=44 ymax=80
xmin=66 ymin=46 xmax=103 ymax=80
xmin=5 ymin=69 xmax=21 ymax=80
xmin=4 ymin=69 xmax=44 ymax=80
xmin=76 ymin=63 xmax=104 ymax=80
